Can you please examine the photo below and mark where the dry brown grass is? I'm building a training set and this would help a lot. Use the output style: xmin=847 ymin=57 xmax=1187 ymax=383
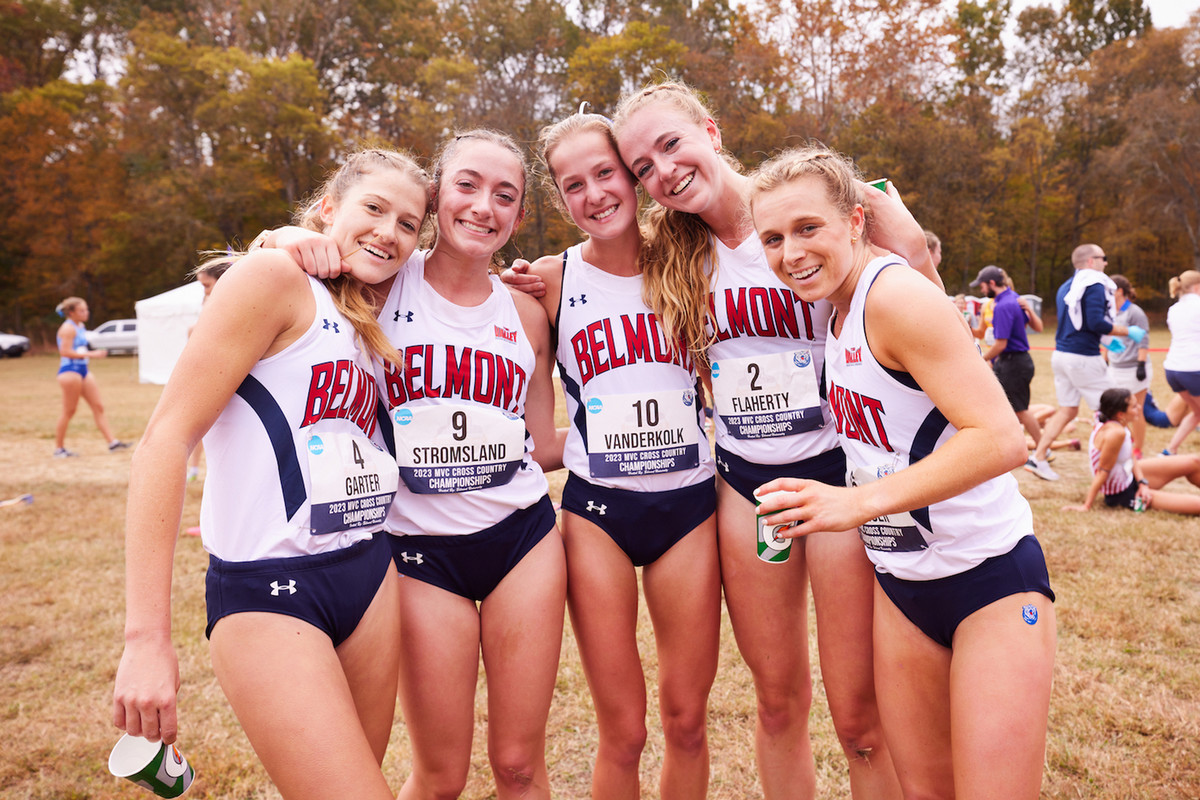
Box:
xmin=1 ymin=331 xmax=1198 ymax=799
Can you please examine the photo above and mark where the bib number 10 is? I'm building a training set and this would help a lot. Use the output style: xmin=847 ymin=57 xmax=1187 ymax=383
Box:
xmin=632 ymin=398 xmax=660 ymax=428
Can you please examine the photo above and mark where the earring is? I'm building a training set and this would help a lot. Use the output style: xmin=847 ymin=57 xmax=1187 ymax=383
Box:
xmin=851 ymin=234 xmax=858 ymax=243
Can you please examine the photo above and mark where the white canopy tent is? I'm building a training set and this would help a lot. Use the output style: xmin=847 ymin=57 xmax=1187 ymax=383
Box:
xmin=134 ymin=281 xmax=204 ymax=384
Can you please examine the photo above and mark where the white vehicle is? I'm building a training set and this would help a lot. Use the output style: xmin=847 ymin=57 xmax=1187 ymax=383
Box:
xmin=86 ymin=319 xmax=139 ymax=355
xmin=0 ymin=332 xmax=31 ymax=357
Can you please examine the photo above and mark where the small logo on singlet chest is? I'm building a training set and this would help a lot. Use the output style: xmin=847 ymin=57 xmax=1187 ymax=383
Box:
xmin=586 ymin=500 xmax=607 ymax=515
xmin=569 ymin=294 xmax=588 ymax=307
xmin=270 ymin=579 xmax=297 ymax=596
xmin=322 ymin=319 xmax=340 ymax=333
xmin=394 ymin=310 xmax=414 ymax=323
xmin=845 ymin=346 xmax=862 ymax=365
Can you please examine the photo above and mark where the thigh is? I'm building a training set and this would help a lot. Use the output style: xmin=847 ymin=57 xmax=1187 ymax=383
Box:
xmin=79 ymin=373 xmax=105 ymax=408
xmin=716 ymin=478 xmax=810 ymax=687
xmin=209 ymin=612 xmax=394 ymax=800
xmin=561 ymin=511 xmax=647 ymax=718
xmin=334 ymin=567 xmax=401 ymax=763
xmin=481 ymin=530 xmax=567 ymax=750
xmin=396 ymin=575 xmax=483 ymax=776
xmin=57 ymin=371 xmax=82 ymax=408
xmin=950 ymin=592 xmax=1056 ymax=799
xmin=643 ymin=513 xmax=721 ymax=712
xmin=807 ymin=529 xmax=877 ymax=724
xmin=871 ymin=583 xmax=954 ymax=799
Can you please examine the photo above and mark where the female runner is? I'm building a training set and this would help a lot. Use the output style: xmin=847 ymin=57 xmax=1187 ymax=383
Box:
xmin=53 ymin=297 xmax=128 ymax=456
xmin=750 ymin=145 xmax=1056 ymax=799
xmin=610 ymin=81 xmax=935 ymax=799
xmin=1163 ymin=270 xmax=1200 ymax=455
xmin=270 ymin=129 xmax=567 ymax=798
xmin=113 ymin=148 xmax=430 ymax=799
xmin=1065 ymin=387 xmax=1200 ymax=515
xmin=521 ymin=106 xmax=720 ymax=799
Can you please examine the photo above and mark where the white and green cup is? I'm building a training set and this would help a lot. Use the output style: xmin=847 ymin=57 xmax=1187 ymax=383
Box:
xmin=109 ymin=734 xmax=194 ymax=797
xmin=755 ymin=491 xmax=794 ymax=564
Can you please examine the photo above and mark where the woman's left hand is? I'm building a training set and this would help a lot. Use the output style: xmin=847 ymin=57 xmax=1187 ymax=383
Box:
xmin=754 ymin=477 xmax=867 ymax=537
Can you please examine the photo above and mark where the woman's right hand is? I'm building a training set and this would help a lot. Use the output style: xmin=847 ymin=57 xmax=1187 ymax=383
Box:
xmin=500 ymin=259 xmax=546 ymax=297
xmin=264 ymin=226 xmax=346 ymax=279
xmin=113 ymin=634 xmax=181 ymax=744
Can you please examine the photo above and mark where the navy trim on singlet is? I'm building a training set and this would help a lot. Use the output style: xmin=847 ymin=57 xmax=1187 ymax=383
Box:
xmin=235 ymin=374 xmax=307 ymax=520
xmin=560 ymin=370 xmax=590 ymax=451
xmin=908 ymin=407 xmax=950 ymax=531
xmin=375 ymin=397 xmax=396 ymax=458
xmin=550 ymin=250 xmax=567 ymax=349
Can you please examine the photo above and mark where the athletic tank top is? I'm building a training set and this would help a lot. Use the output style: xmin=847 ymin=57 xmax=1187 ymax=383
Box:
xmin=1089 ymin=423 xmax=1134 ymax=495
xmin=824 ymin=256 xmax=1033 ymax=581
xmin=201 ymin=276 xmax=397 ymax=562
xmin=375 ymin=251 xmax=549 ymax=536
xmin=705 ymin=234 xmax=838 ymax=465
xmin=555 ymin=245 xmax=714 ymax=491
xmin=60 ymin=322 xmax=88 ymax=369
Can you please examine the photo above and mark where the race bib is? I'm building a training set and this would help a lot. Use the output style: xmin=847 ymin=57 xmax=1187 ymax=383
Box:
xmin=392 ymin=403 xmax=525 ymax=494
xmin=710 ymin=350 xmax=823 ymax=440
xmin=848 ymin=464 xmax=928 ymax=553
xmin=307 ymin=431 xmax=398 ymax=535
xmin=583 ymin=389 xmax=701 ymax=478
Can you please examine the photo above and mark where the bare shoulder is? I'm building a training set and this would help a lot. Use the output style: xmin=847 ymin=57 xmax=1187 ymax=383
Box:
xmin=527 ymin=252 xmax=565 ymax=283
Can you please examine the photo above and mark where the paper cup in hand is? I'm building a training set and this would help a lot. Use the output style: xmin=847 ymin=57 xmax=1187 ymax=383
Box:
xmin=109 ymin=734 xmax=194 ymax=797
xmin=755 ymin=490 xmax=796 ymax=564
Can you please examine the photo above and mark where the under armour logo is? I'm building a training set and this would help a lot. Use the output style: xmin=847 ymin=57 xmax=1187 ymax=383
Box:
xmin=569 ymin=294 xmax=588 ymax=307
xmin=270 ymin=579 xmax=297 ymax=596
xmin=322 ymin=319 xmax=340 ymax=333
xmin=400 ymin=551 xmax=424 ymax=564
xmin=716 ymin=456 xmax=730 ymax=473
xmin=394 ymin=310 xmax=414 ymax=322
xmin=586 ymin=500 xmax=607 ymax=515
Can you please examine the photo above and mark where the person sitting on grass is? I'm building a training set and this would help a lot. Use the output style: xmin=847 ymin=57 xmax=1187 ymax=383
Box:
xmin=1064 ymin=388 xmax=1200 ymax=516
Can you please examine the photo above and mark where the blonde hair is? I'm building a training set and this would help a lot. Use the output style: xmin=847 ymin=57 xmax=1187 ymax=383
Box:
xmin=55 ymin=297 xmax=85 ymax=318
xmin=537 ymin=104 xmax=626 ymax=217
xmin=203 ymin=149 xmax=428 ymax=367
xmin=749 ymin=145 xmax=865 ymax=226
xmin=612 ymin=81 xmax=736 ymax=365
xmin=429 ymin=129 xmax=529 ymax=272
xmin=1169 ymin=270 xmax=1200 ymax=299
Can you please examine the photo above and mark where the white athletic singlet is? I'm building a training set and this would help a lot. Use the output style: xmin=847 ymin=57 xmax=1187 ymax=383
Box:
xmin=375 ymin=251 xmax=549 ymax=536
xmin=201 ymin=275 xmax=397 ymax=562
xmin=706 ymin=234 xmax=838 ymax=465
xmin=824 ymin=256 xmax=1033 ymax=581
xmin=555 ymin=245 xmax=714 ymax=491
xmin=1089 ymin=423 xmax=1134 ymax=495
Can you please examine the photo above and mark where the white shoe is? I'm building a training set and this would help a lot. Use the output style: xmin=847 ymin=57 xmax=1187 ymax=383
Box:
xmin=1024 ymin=458 xmax=1059 ymax=481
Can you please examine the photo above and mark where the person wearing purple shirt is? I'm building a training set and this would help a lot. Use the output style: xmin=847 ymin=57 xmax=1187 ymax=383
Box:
xmin=972 ymin=266 xmax=1042 ymax=449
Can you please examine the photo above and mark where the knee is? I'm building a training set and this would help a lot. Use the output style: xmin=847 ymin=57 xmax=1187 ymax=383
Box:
xmin=411 ymin=770 xmax=468 ymax=800
xmin=598 ymin=715 xmax=648 ymax=768
xmin=754 ymin=674 xmax=813 ymax=738
xmin=830 ymin=707 xmax=889 ymax=765
xmin=660 ymin=702 xmax=707 ymax=756
xmin=488 ymin=746 xmax=544 ymax=795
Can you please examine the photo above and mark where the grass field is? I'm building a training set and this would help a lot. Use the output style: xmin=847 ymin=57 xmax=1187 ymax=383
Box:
xmin=1 ymin=331 xmax=1198 ymax=799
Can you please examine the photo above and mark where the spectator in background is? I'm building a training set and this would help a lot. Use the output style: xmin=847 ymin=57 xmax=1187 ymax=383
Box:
xmin=1064 ymin=388 xmax=1200 ymax=516
xmin=972 ymin=266 xmax=1043 ymax=449
xmin=53 ymin=297 xmax=129 ymax=457
xmin=1162 ymin=270 xmax=1200 ymax=455
xmin=1026 ymin=243 xmax=1145 ymax=481
xmin=1102 ymin=275 xmax=1151 ymax=458
xmin=924 ymin=230 xmax=942 ymax=270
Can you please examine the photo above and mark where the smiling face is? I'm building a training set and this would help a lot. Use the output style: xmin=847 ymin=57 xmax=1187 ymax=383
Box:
xmin=615 ymin=104 xmax=724 ymax=216
xmin=432 ymin=138 xmax=526 ymax=262
xmin=753 ymin=175 xmax=865 ymax=307
xmin=320 ymin=167 xmax=428 ymax=286
xmin=549 ymin=129 xmax=639 ymax=241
